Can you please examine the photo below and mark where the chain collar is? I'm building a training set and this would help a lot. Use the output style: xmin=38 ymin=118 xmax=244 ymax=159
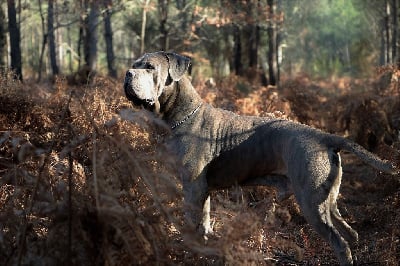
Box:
xmin=171 ymin=103 xmax=202 ymax=130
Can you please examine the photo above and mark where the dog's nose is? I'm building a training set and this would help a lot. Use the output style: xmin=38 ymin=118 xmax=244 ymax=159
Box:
xmin=125 ymin=70 xmax=135 ymax=78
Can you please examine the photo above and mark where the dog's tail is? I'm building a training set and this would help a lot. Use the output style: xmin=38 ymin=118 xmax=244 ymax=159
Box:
xmin=325 ymin=135 xmax=398 ymax=174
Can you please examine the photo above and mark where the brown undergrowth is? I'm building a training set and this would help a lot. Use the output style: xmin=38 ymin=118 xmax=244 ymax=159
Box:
xmin=1 ymin=69 xmax=399 ymax=265
xmin=0 ymin=74 xmax=188 ymax=265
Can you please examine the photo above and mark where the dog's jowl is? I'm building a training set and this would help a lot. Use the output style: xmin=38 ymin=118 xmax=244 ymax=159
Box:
xmin=124 ymin=51 xmax=398 ymax=265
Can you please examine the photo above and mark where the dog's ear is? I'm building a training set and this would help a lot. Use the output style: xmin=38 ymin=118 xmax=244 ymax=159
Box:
xmin=165 ymin=52 xmax=191 ymax=81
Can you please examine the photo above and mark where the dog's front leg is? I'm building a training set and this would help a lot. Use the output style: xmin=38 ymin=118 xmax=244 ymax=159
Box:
xmin=202 ymin=195 xmax=212 ymax=235
xmin=183 ymin=173 xmax=212 ymax=239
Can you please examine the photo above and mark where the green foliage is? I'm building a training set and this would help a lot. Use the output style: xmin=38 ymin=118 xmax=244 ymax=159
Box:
xmin=282 ymin=0 xmax=378 ymax=77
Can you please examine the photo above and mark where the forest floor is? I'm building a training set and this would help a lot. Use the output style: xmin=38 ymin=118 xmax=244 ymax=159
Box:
xmin=0 ymin=70 xmax=399 ymax=265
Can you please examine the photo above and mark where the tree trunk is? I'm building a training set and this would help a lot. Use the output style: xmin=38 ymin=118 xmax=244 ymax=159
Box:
xmin=140 ymin=0 xmax=150 ymax=54
xmin=385 ymin=0 xmax=391 ymax=64
xmin=103 ymin=0 xmax=117 ymax=78
xmin=77 ymin=9 xmax=84 ymax=69
xmin=37 ymin=0 xmax=46 ymax=81
xmin=276 ymin=0 xmax=282 ymax=82
xmin=48 ymin=0 xmax=59 ymax=75
xmin=392 ymin=0 xmax=398 ymax=65
xmin=233 ymin=24 xmax=242 ymax=75
xmin=67 ymin=26 xmax=73 ymax=73
xmin=246 ymin=1 xmax=259 ymax=69
xmin=247 ymin=25 xmax=259 ymax=69
xmin=380 ymin=19 xmax=386 ymax=65
xmin=267 ymin=0 xmax=277 ymax=86
xmin=84 ymin=0 xmax=99 ymax=71
xmin=7 ymin=0 xmax=22 ymax=80
xmin=158 ymin=0 xmax=169 ymax=50
xmin=0 ymin=5 xmax=7 ymax=68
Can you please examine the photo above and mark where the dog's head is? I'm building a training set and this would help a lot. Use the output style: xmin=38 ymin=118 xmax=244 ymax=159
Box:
xmin=123 ymin=51 xmax=191 ymax=112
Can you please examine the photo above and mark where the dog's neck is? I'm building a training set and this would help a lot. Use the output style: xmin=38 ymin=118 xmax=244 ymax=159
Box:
xmin=159 ymin=76 xmax=203 ymax=128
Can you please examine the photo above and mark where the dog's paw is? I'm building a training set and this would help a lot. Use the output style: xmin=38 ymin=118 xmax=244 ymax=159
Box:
xmin=204 ymin=224 xmax=213 ymax=235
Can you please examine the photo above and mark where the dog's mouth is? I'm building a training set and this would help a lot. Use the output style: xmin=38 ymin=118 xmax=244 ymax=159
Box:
xmin=124 ymin=83 xmax=155 ymax=112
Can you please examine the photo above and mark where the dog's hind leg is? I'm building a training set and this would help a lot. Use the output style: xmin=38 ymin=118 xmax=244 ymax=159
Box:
xmin=304 ymin=201 xmax=354 ymax=265
xmin=326 ymin=152 xmax=359 ymax=244
xmin=331 ymin=203 xmax=358 ymax=244
xmin=292 ymin=150 xmax=354 ymax=265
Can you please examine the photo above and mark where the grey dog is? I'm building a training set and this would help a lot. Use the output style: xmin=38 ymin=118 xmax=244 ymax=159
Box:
xmin=123 ymin=51 xmax=397 ymax=265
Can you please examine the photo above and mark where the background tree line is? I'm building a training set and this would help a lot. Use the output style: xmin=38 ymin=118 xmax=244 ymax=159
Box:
xmin=0 ymin=0 xmax=399 ymax=84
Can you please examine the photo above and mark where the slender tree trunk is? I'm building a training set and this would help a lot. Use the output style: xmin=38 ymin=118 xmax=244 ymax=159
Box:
xmin=140 ymin=0 xmax=150 ymax=54
xmin=0 ymin=5 xmax=7 ymax=68
xmin=77 ymin=13 xmax=84 ymax=69
xmin=84 ymin=0 xmax=99 ymax=71
xmin=385 ymin=0 xmax=391 ymax=64
xmin=246 ymin=1 xmax=259 ymax=69
xmin=158 ymin=0 xmax=169 ymax=50
xmin=37 ymin=0 xmax=47 ymax=81
xmin=247 ymin=25 xmax=259 ymax=69
xmin=48 ymin=0 xmax=59 ymax=75
xmin=267 ymin=0 xmax=277 ymax=86
xmin=233 ymin=24 xmax=242 ymax=75
xmin=103 ymin=0 xmax=117 ymax=78
xmin=7 ymin=0 xmax=22 ymax=80
xmin=276 ymin=0 xmax=282 ymax=82
xmin=380 ymin=19 xmax=386 ymax=65
xmin=67 ymin=26 xmax=72 ymax=73
xmin=392 ymin=0 xmax=398 ymax=65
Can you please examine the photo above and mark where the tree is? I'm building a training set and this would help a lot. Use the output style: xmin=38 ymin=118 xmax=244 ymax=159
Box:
xmin=384 ymin=0 xmax=392 ymax=64
xmin=1 ymin=0 xmax=395 ymax=81
xmin=7 ymin=0 xmax=22 ymax=80
xmin=383 ymin=0 xmax=400 ymax=66
xmin=0 ymin=5 xmax=7 ymax=68
xmin=354 ymin=0 xmax=399 ymax=67
xmin=139 ymin=0 xmax=151 ymax=54
xmin=219 ymin=0 xmax=264 ymax=78
xmin=232 ymin=23 xmax=242 ymax=75
xmin=48 ymin=0 xmax=59 ymax=76
xmin=103 ymin=0 xmax=117 ymax=78
xmin=37 ymin=0 xmax=47 ymax=81
xmin=84 ymin=0 xmax=99 ymax=71
xmin=245 ymin=0 xmax=260 ymax=70
xmin=267 ymin=0 xmax=278 ymax=85
xmin=392 ymin=0 xmax=398 ymax=65
xmin=158 ymin=0 xmax=170 ymax=50
xmin=37 ymin=0 xmax=60 ymax=80
xmin=77 ymin=0 xmax=84 ymax=69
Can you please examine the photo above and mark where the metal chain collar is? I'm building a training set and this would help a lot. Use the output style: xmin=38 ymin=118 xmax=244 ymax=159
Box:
xmin=171 ymin=103 xmax=202 ymax=130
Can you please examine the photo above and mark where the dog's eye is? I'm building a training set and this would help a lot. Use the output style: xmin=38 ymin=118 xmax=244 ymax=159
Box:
xmin=144 ymin=63 xmax=154 ymax=69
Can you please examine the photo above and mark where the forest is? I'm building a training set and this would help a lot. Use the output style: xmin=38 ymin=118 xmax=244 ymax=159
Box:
xmin=1 ymin=0 xmax=399 ymax=81
xmin=0 ymin=0 xmax=399 ymax=265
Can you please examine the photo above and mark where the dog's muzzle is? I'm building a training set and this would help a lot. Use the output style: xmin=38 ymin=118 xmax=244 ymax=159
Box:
xmin=124 ymin=70 xmax=155 ymax=110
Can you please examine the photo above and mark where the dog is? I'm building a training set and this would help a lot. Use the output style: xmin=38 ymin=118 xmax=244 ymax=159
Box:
xmin=123 ymin=51 xmax=398 ymax=265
